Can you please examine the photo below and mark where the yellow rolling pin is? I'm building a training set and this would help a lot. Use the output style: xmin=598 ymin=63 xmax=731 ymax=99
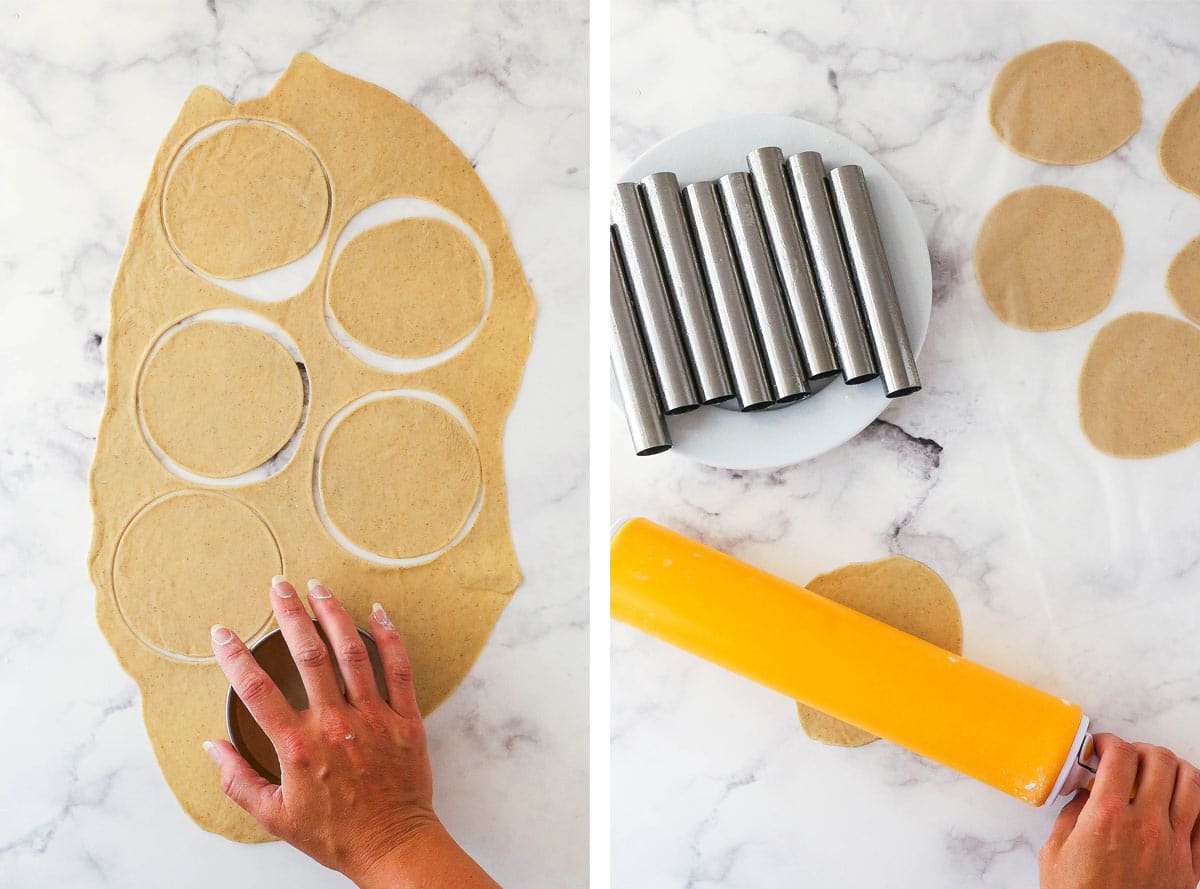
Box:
xmin=611 ymin=517 xmax=1098 ymax=806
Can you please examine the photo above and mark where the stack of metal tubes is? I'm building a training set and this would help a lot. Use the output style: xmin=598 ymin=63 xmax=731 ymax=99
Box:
xmin=611 ymin=147 xmax=921 ymax=457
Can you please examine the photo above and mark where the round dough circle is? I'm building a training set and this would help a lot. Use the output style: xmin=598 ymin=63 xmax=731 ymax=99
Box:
xmin=319 ymin=395 xmax=482 ymax=559
xmin=113 ymin=491 xmax=280 ymax=659
xmin=164 ymin=122 xmax=329 ymax=279
xmin=328 ymin=218 xmax=485 ymax=358
xmin=974 ymin=185 xmax=1122 ymax=330
xmin=796 ymin=555 xmax=962 ymax=747
xmin=1166 ymin=236 xmax=1200 ymax=323
xmin=140 ymin=321 xmax=305 ymax=478
xmin=1079 ymin=312 xmax=1200 ymax=458
xmin=989 ymin=41 xmax=1140 ymax=165
xmin=1160 ymin=84 xmax=1200 ymax=197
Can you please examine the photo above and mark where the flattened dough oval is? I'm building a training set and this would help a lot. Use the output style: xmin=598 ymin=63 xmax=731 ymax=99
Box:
xmin=164 ymin=121 xmax=329 ymax=278
xmin=139 ymin=321 xmax=305 ymax=478
xmin=1079 ymin=312 xmax=1200 ymax=458
xmin=113 ymin=491 xmax=279 ymax=659
xmin=796 ymin=555 xmax=962 ymax=747
xmin=989 ymin=41 xmax=1140 ymax=165
xmin=974 ymin=185 xmax=1121 ymax=331
xmin=1166 ymin=236 xmax=1200 ymax=324
xmin=1160 ymin=84 xmax=1200 ymax=197
xmin=329 ymin=218 xmax=486 ymax=358
xmin=319 ymin=395 xmax=482 ymax=559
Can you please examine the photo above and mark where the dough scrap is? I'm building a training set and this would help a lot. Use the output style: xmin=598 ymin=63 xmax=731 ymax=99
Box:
xmin=113 ymin=491 xmax=279 ymax=659
xmin=139 ymin=321 xmax=304 ymax=478
xmin=796 ymin=555 xmax=962 ymax=747
xmin=89 ymin=55 xmax=536 ymax=842
xmin=1160 ymin=83 xmax=1200 ymax=197
xmin=329 ymin=218 xmax=485 ymax=358
xmin=1167 ymin=236 xmax=1200 ymax=323
xmin=974 ymin=185 xmax=1122 ymax=330
xmin=319 ymin=396 xmax=481 ymax=559
xmin=1079 ymin=312 xmax=1200 ymax=458
xmin=989 ymin=41 xmax=1140 ymax=165
xmin=163 ymin=121 xmax=329 ymax=279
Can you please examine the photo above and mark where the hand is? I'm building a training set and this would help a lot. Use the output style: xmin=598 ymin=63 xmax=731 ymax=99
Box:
xmin=1039 ymin=733 xmax=1200 ymax=889
xmin=204 ymin=577 xmax=499 ymax=889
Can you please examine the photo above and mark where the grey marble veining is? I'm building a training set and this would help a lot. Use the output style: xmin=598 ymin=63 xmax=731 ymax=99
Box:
xmin=0 ymin=1 xmax=587 ymax=886
xmin=611 ymin=1 xmax=1200 ymax=886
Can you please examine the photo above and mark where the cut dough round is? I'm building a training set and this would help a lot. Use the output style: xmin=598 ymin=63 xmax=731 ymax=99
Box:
xmin=989 ymin=41 xmax=1140 ymax=165
xmin=113 ymin=491 xmax=279 ymax=659
xmin=796 ymin=555 xmax=962 ymax=747
xmin=328 ymin=218 xmax=485 ymax=358
xmin=1166 ymin=236 xmax=1200 ymax=323
xmin=1160 ymin=84 xmax=1200 ymax=197
xmin=1079 ymin=312 xmax=1200 ymax=458
xmin=319 ymin=395 xmax=481 ymax=559
xmin=974 ymin=185 xmax=1122 ymax=330
xmin=140 ymin=320 xmax=305 ymax=478
xmin=164 ymin=121 xmax=329 ymax=278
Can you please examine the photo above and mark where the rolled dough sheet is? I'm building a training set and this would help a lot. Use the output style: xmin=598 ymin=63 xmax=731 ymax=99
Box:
xmin=795 ymin=556 xmax=962 ymax=747
xmin=974 ymin=185 xmax=1122 ymax=331
xmin=1078 ymin=311 xmax=1200 ymax=458
xmin=88 ymin=54 xmax=536 ymax=842
xmin=163 ymin=121 xmax=330 ymax=279
xmin=139 ymin=320 xmax=305 ymax=478
xmin=328 ymin=218 xmax=486 ymax=358
xmin=1160 ymin=83 xmax=1200 ymax=197
xmin=1167 ymin=236 xmax=1200 ymax=323
xmin=988 ymin=41 xmax=1140 ymax=165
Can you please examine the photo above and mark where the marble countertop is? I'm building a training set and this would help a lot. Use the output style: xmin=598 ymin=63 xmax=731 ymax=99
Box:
xmin=611 ymin=1 xmax=1200 ymax=886
xmin=0 ymin=1 xmax=586 ymax=886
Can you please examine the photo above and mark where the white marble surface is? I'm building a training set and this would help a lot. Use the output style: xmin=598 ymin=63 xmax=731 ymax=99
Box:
xmin=0 ymin=1 xmax=586 ymax=886
xmin=612 ymin=2 xmax=1200 ymax=886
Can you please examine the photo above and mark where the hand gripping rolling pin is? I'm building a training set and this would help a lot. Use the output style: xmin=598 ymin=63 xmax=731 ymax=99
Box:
xmin=611 ymin=518 xmax=1100 ymax=807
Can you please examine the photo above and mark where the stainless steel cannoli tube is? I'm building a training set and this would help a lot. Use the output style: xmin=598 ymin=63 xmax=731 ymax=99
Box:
xmin=746 ymin=147 xmax=838 ymax=380
xmin=826 ymin=164 xmax=921 ymax=398
xmin=716 ymin=172 xmax=809 ymax=403
xmin=681 ymin=181 xmax=774 ymax=411
xmin=610 ymin=229 xmax=671 ymax=455
xmin=784 ymin=151 xmax=877 ymax=384
xmin=640 ymin=172 xmax=732 ymax=404
xmin=611 ymin=182 xmax=699 ymax=413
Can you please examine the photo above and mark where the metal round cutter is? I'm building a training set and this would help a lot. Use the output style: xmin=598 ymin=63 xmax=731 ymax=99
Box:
xmin=225 ymin=620 xmax=388 ymax=782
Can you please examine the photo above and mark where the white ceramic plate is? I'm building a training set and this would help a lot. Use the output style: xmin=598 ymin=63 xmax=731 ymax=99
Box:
xmin=613 ymin=115 xmax=932 ymax=470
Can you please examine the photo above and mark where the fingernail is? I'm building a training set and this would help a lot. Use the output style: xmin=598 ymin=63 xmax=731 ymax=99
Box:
xmin=271 ymin=575 xmax=294 ymax=598
xmin=210 ymin=624 xmax=234 ymax=645
xmin=202 ymin=740 xmax=220 ymax=764
xmin=372 ymin=602 xmax=393 ymax=627
xmin=307 ymin=579 xmax=331 ymax=599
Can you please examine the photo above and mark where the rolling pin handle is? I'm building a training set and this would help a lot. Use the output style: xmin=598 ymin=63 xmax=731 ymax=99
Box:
xmin=1052 ymin=724 xmax=1099 ymax=803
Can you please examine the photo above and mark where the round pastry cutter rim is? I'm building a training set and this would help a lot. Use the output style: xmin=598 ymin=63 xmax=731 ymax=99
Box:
xmin=225 ymin=619 xmax=388 ymax=783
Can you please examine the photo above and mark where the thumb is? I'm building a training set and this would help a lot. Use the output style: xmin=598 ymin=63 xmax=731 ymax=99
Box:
xmin=1045 ymin=790 xmax=1088 ymax=852
xmin=204 ymin=740 xmax=284 ymax=831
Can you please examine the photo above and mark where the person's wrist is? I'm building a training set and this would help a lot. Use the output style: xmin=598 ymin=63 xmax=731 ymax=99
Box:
xmin=344 ymin=808 xmax=445 ymax=889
